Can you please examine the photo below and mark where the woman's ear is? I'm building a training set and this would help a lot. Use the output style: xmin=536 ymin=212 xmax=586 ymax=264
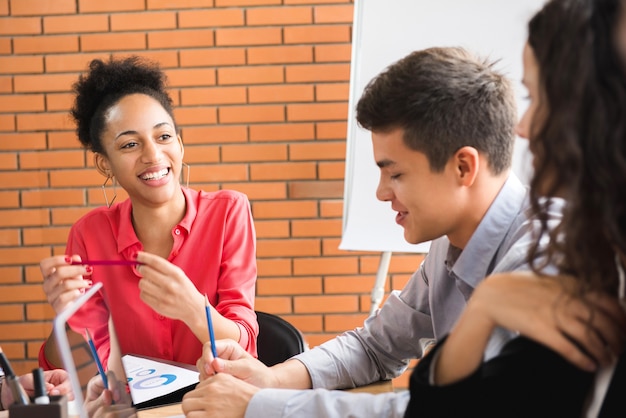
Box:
xmin=453 ymin=146 xmax=480 ymax=186
xmin=178 ymin=134 xmax=184 ymax=159
xmin=94 ymin=152 xmax=111 ymax=177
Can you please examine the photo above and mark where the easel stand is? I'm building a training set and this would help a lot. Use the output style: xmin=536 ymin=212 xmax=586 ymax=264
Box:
xmin=369 ymin=251 xmax=392 ymax=315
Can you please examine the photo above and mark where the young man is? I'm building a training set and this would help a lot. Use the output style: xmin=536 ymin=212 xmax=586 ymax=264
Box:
xmin=181 ymin=47 xmax=562 ymax=418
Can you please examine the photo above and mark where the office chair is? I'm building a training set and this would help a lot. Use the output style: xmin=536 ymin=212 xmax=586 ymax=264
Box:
xmin=255 ymin=311 xmax=307 ymax=367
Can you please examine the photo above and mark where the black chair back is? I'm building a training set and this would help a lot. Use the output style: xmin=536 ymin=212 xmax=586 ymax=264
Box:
xmin=256 ymin=311 xmax=307 ymax=367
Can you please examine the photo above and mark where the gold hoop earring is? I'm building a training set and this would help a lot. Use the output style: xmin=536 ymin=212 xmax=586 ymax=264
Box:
xmin=181 ymin=162 xmax=190 ymax=189
xmin=102 ymin=175 xmax=117 ymax=208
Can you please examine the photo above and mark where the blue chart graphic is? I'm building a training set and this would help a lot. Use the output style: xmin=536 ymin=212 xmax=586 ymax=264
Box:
xmin=128 ymin=368 xmax=177 ymax=389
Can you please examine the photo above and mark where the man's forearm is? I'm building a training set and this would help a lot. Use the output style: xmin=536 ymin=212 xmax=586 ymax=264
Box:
xmin=271 ymin=359 xmax=313 ymax=389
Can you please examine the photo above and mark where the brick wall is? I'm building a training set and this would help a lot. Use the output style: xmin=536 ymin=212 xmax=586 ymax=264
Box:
xmin=0 ymin=0 xmax=424 ymax=389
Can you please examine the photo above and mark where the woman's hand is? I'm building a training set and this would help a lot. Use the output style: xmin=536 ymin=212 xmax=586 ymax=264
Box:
xmin=41 ymin=255 xmax=93 ymax=314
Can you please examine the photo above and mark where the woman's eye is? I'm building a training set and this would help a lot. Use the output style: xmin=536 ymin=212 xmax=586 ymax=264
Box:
xmin=159 ymin=133 xmax=172 ymax=141
xmin=121 ymin=141 xmax=138 ymax=149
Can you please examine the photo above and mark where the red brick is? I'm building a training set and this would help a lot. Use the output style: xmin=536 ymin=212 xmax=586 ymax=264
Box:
xmin=188 ymin=164 xmax=249 ymax=183
xmin=0 ymin=38 xmax=10 ymax=54
xmin=21 ymin=189 xmax=85 ymax=207
xmin=14 ymin=73 xmax=76 ymax=93
xmin=316 ymin=121 xmax=347 ymax=139
xmin=314 ymin=44 xmax=351 ymax=62
xmin=324 ymin=275 xmax=378 ymax=294
xmin=249 ymin=84 xmax=314 ymax=103
xmin=286 ymin=63 xmax=350 ymax=83
xmin=0 ymin=304 xmax=24 ymax=321
xmin=0 ymin=191 xmax=19 ymax=208
xmin=0 ymin=171 xmax=48 ymax=189
xmin=257 ymin=258 xmax=292 ymax=277
xmin=225 ymin=182 xmax=286 ymax=200
xmin=174 ymin=106 xmax=218 ymax=125
xmin=0 ymin=228 xmax=19 ymax=246
xmin=322 ymin=238 xmax=353 ymax=256
xmin=0 ymin=152 xmax=17 ymax=169
xmin=180 ymin=48 xmax=246 ymax=68
xmin=51 ymin=207 xmax=92 ymax=225
xmin=248 ymin=45 xmax=313 ymax=65
xmin=257 ymin=238 xmax=320 ymax=257
xmin=319 ymin=161 xmax=345 ymax=179
xmin=254 ymin=297 xmax=292 ymax=314
xmin=0 ymin=208 xmax=49 ymax=227
xmin=0 ymin=247 xmax=50 ymax=265
xmin=257 ymin=277 xmax=322 ymax=295
xmin=26 ymin=302 xmax=56 ymax=321
xmin=316 ymin=82 xmax=349 ymax=101
xmin=0 ymin=56 xmax=43 ymax=74
xmin=179 ymin=9 xmax=245 ymax=28
xmin=0 ymin=16 xmax=40 ymax=35
xmin=284 ymin=24 xmax=350 ymax=44
xmin=181 ymin=86 xmax=247 ymax=106
xmin=0 ymin=94 xmax=44 ymax=112
xmin=46 ymin=92 xmax=74 ymax=111
xmin=181 ymin=125 xmax=248 ymax=144
xmin=13 ymin=35 xmax=79 ymax=54
xmin=249 ymin=123 xmax=315 ymax=142
xmin=0 ymin=114 xmax=15 ymax=131
xmin=252 ymin=200 xmax=318 ymax=219
xmin=287 ymin=103 xmax=348 ymax=122
xmin=180 ymin=145 xmax=220 ymax=164
xmin=314 ymin=4 xmax=353 ymax=23
xmin=20 ymin=150 xmax=84 ymax=169
xmin=0 ymin=75 xmax=11 ymax=93
xmin=10 ymin=0 xmax=75 ymax=15
xmin=166 ymin=68 xmax=216 ymax=87
xmin=78 ymin=0 xmax=145 ymax=13
xmin=147 ymin=0 xmax=213 ymax=9
xmin=43 ymin=14 xmax=109 ymax=34
xmin=292 ymin=218 xmax=341 ymax=237
xmin=216 ymin=27 xmax=282 ymax=47
xmin=324 ymin=313 xmax=368 ymax=332
xmin=48 ymin=131 xmax=81 ymax=149
xmin=80 ymin=32 xmax=146 ymax=52
xmin=285 ymin=0 xmax=347 ymax=4
xmin=45 ymin=52 xmax=109 ymax=73
xmin=149 ymin=29 xmax=215 ymax=50
xmin=294 ymin=294 xmax=358 ymax=313
xmin=111 ymin=11 xmax=176 ymax=31
xmin=17 ymin=112 xmax=74 ymax=131
xmin=49 ymin=168 xmax=101 ymax=187
xmin=0 ymin=0 xmax=7 ymax=15
xmin=290 ymin=141 xmax=345 ymax=160
xmin=0 ymin=266 xmax=22 ymax=283
xmin=22 ymin=226 xmax=72 ymax=246
xmin=216 ymin=0 xmax=281 ymax=6
xmin=253 ymin=220 xmax=290 ymax=238
xmin=250 ymin=162 xmax=316 ymax=181
xmin=218 ymin=66 xmax=283 ymax=85
xmin=294 ymin=256 xmax=358 ymax=275
xmin=222 ymin=144 xmax=287 ymax=162
xmin=247 ymin=6 xmax=312 ymax=26
xmin=284 ymin=314 xmax=322 ymax=333
xmin=219 ymin=104 xmax=284 ymax=124
xmin=289 ymin=180 xmax=343 ymax=199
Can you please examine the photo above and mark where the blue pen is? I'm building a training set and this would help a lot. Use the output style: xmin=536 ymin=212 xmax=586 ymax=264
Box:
xmin=204 ymin=294 xmax=218 ymax=360
xmin=85 ymin=329 xmax=108 ymax=389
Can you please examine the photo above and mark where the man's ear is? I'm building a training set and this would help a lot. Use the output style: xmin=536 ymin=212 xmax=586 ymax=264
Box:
xmin=453 ymin=146 xmax=480 ymax=186
xmin=94 ymin=152 xmax=111 ymax=177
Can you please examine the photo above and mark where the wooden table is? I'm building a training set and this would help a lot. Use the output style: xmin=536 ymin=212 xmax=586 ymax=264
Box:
xmin=0 ymin=380 xmax=394 ymax=418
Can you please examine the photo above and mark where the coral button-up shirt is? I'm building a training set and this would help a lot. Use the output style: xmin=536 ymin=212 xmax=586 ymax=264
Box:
xmin=40 ymin=187 xmax=258 ymax=369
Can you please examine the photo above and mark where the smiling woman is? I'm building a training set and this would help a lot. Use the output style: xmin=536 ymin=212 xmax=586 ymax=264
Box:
xmin=36 ymin=56 xmax=259 ymax=413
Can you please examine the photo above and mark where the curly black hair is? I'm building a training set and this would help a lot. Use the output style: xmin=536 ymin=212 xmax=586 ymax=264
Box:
xmin=70 ymin=55 xmax=176 ymax=154
xmin=527 ymin=0 xmax=626 ymax=295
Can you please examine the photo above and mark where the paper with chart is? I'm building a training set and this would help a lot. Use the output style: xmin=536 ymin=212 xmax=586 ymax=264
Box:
xmin=122 ymin=354 xmax=199 ymax=405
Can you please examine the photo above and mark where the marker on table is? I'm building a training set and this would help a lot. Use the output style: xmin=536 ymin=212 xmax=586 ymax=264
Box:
xmin=85 ymin=329 xmax=108 ymax=389
xmin=0 ymin=350 xmax=30 ymax=406
xmin=204 ymin=294 xmax=218 ymax=361
xmin=32 ymin=367 xmax=50 ymax=405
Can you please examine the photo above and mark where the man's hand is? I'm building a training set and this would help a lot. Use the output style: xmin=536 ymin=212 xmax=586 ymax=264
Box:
xmin=182 ymin=373 xmax=259 ymax=418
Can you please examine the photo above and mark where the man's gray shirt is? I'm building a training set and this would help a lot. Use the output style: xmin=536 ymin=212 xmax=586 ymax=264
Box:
xmin=246 ymin=174 xmax=563 ymax=418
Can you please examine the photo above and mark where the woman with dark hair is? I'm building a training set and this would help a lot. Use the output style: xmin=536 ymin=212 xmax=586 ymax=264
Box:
xmin=405 ymin=0 xmax=626 ymax=416
xmin=37 ymin=56 xmax=259 ymax=373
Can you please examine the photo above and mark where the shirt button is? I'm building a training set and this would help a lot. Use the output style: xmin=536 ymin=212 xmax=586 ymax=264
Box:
xmin=158 ymin=315 xmax=166 ymax=320
xmin=174 ymin=228 xmax=181 ymax=235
